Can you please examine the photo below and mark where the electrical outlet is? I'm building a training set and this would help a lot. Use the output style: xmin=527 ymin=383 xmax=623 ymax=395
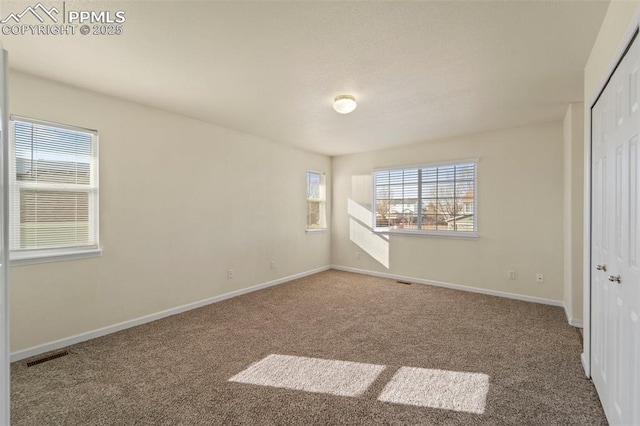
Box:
xmin=227 ymin=269 xmax=234 ymax=279
xmin=356 ymin=251 xmax=361 ymax=260
xmin=507 ymin=269 xmax=516 ymax=280
xmin=270 ymin=260 xmax=276 ymax=270
xmin=536 ymin=273 xmax=544 ymax=283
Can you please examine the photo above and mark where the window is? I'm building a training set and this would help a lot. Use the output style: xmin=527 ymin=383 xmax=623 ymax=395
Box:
xmin=306 ymin=171 xmax=326 ymax=230
xmin=9 ymin=117 xmax=100 ymax=262
xmin=373 ymin=161 xmax=477 ymax=236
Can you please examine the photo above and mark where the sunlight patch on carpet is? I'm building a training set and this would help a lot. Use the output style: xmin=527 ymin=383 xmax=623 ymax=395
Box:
xmin=378 ymin=366 xmax=489 ymax=414
xmin=229 ymin=354 xmax=385 ymax=397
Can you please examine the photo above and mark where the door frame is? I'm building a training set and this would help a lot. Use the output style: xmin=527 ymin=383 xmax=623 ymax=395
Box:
xmin=583 ymin=9 xmax=640 ymax=378
xmin=0 ymin=41 xmax=8 ymax=426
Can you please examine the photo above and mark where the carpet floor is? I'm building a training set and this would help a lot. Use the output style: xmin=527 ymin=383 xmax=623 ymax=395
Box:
xmin=11 ymin=270 xmax=607 ymax=425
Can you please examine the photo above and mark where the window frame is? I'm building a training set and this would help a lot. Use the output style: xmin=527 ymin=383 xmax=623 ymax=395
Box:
xmin=372 ymin=159 xmax=479 ymax=238
xmin=306 ymin=170 xmax=328 ymax=232
xmin=8 ymin=116 xmax=102 ymax=265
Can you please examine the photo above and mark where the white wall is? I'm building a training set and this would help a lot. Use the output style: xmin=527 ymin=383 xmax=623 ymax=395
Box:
xmin=8 ymin=71 xmax=331 ymax=353
xmin=563 ymin=103 xmax=584 ymax=326
xmin=331 ymin=122 xmax=565 ymax=303
xmin=584 ymin=2 xmax=640 ymax=102
xmin=582 ymin=0 xmax=640 ymax=374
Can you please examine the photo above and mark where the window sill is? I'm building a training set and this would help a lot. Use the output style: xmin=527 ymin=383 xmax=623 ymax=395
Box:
xmin=305 ymin=228 xmax=329 ymax=233
xmin=10 ymin=248 xmax=103 ymax=266
xmin=374 ymin=229 xmax=479 ymax=239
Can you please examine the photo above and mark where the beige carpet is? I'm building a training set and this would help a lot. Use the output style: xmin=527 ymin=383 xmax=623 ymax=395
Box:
xmin=11 ymin=270 xmax=607 ymax=425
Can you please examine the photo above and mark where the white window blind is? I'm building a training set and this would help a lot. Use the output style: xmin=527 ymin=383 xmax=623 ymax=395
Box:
xmin=9 ymin=117 xmax=98 ymax=253
xmin=306 ymin=171 xmax=326 ymax=229
xmin=373 ymin=161 xmax=477 ymax=235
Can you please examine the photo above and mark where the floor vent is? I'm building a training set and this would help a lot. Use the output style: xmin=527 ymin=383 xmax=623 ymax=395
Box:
xmin=397 ymin=280 xmax=412 ymax=285
xmin=26 ymin=350 xmax=69 ymax=367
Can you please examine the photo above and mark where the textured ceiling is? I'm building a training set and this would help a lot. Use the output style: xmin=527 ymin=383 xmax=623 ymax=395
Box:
xmin=0 ymin=1 xmax=609 ymax=156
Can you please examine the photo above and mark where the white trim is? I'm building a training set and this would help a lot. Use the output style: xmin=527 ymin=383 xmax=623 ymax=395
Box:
xmin=569 ymin=319 xmax=584 ymax=328
xmin=583 ymin=7 xmax=640 ymax=379
xmin=0 ymin=46 xmax=10 ymax=426
xmin=305 ymin=228 xmax=328 ymax=233
xmin=374 ymin=229 xmax=479 ymax=239
xmin=330 ymin=265 xmax=564 ymax=307
xmin=9 ymin=114 xmax=97 ymax=134
xmin=306 ymin=169 xmax=326 ymax=176
xmin=373 ymin=157 xmax=480 ymax=172
xmin=10 ymin=248 xmax=103 ymax=266
xmin=10 ymin=266 xmax=330 ymax=362
xmin=583 ymin=101 xmax=592 ymax=377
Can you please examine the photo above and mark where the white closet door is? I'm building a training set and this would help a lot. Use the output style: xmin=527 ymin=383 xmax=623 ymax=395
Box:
xmin=591 ymin=31 xmax=640 ymax=426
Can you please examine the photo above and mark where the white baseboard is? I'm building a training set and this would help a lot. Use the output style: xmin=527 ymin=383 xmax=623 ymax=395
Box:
xmin=569 ymin=319 xmax=584 ymax=328
xmin=331 ymin=265 xmax=564 ymax=307
xmin=563 ymin=305 xmax=584 ymax=328
xmin=11 ymin=266 xmax=330 ymax=362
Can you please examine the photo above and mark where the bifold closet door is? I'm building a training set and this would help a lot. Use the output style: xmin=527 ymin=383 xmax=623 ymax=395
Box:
xmin=590 ymin=30 xmax=640 ymax=426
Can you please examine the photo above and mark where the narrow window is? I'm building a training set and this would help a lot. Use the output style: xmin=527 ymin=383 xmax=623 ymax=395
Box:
xmin=306 ymin=171 xmax=326 ymax=230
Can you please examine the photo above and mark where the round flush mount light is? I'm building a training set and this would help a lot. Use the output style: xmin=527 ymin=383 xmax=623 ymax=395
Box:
xmin=333 ymin=94 xmax=357 ymax=114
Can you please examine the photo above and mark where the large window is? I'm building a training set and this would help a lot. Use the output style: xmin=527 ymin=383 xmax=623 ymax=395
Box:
xmin=9 ymin=117 xmax=99 ymax=261
xmin=306 ymin=171 xmax=326 ymax=230
xmin=373 ymin=161 xmax=477 ymax=236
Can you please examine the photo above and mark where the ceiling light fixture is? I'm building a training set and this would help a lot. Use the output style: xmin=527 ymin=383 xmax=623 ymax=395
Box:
xmin=333 ymin=95 xmax=357 ymax=114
